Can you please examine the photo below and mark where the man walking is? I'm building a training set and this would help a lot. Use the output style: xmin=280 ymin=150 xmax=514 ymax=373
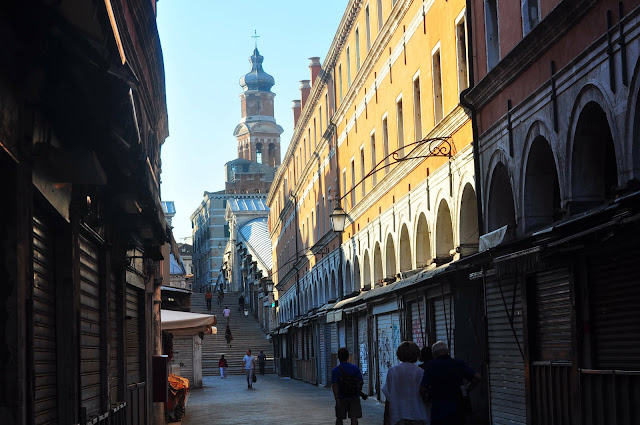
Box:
xmin=257 ymin=350 xmax=267 ymax=375
xmin=331 ymin=347 xmax=364 ymax=425
xmin=242 ymin=349 xmax=256 ymax=389
xmin=420 ymin=341 xmax=481 ymax=425
xmin=217 ymin=286 xmax=224 ymax=306
xmin=223 ymin=306 xmax=231 ymax=324
xmin=205 ymin=289 xmax=213 ymax=311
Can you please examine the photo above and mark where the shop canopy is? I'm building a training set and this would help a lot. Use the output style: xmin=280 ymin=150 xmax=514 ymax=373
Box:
xmin=161 ymin=310 xmax=217 ymax=335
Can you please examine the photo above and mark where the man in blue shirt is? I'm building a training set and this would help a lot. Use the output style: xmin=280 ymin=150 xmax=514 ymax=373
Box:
xmin=420 ymin=341 xmax=481 ymax=425
xmin=331 ymin=347 xmax=364 ymax=425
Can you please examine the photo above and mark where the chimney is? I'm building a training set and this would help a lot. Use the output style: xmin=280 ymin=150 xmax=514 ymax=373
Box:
xmin=292 ymin=100 xmax=302 ymax=127
xmin=309 ymin=57 xmax=321 ymax=86
xmin=300 ymin=80 xmax=311 ymax=111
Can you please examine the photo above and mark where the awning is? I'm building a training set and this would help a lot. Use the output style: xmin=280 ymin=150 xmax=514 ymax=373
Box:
xmin=161 ymin=309 xmax=217 ymax=336
xmin=161 ymin=285 xmax=191 ymax=294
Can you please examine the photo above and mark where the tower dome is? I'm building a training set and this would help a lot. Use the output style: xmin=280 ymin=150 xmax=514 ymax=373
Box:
xmin=239 ymin=48 xmax=275 ymax=92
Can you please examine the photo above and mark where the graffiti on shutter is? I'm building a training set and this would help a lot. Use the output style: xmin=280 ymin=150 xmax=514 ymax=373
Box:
xmin=79 ymin=234 xmax=101 ymax=419
xmin=590 ymin=251 xmax=640 ymax=369
xmin=434 ymin=296 xmax=454 ymax=356
xmin=486 ymin=275 xmax=526 ymax=425
xmin=33 ymin=212 xmax=58 ymax=425
xmin=376 ymin=312 xmax=400 ymax=402
xmin=358 ymin=314 xmax=369 ymax=394
xmin=126 ymin=286 xmax=142 ymax=384
xmin=410 ymin=300 xmax=426 ymax=348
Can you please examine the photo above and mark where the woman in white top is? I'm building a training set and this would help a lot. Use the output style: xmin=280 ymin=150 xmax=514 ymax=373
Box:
xmin=382 ymin=341 xmax=430 ymax=425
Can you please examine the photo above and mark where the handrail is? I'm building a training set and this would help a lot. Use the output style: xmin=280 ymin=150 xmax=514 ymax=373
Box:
xmin=580 ymin=368 xmax=640 ymax=376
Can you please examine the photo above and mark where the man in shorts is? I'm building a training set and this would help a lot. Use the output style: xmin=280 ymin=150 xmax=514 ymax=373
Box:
xmin=331 ymin=347 xmax=364 ymax=425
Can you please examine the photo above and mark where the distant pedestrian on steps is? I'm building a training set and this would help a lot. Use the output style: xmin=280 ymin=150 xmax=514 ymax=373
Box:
xmin=223 ymin=306 xmax=231 ymax=324
xmin=218 ymin=355 xmax=228 ymax=379
xmin=238 ymin=294 xmax=245 ymax=312
xmin=258 ymin=350 xmax=267 ymax=375
xmin=243 ymin=349 xmax=256 ymax=389
xmin=225 ymin=325 xmax=233 ymax=348
xmin=205 ymin=289 xmax=213 ymax=311
xmin=218 ymin=287 xmax=225 ymax=306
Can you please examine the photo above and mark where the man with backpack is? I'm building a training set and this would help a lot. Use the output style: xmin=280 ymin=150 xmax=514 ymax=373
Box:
xmin=331 ymin=347 xmax=364 ymax=425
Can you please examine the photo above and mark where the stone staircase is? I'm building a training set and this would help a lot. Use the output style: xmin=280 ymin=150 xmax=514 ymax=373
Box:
xmin=191 ymin=293 xmax=274 ymax=376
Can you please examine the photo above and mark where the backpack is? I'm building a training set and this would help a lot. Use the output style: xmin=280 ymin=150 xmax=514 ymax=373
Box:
xmin=338 ymin=365 xmax=360 ymax=396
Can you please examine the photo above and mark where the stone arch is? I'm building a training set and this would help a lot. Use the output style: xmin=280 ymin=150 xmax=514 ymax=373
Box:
xmin=435 ymin=199 xmax=454 ymax=260
xmin=523 ymin=136 xmax=561 ymax=232
xmin=487 ymin=162 xmax=517 ymax=232
xmin=344 ymin=261 xmax=353 ymax=296
xmin=330 ymin=271 xmax=337 ymax=300
xmin=373 ymin=242 xmax=383 ymax=287
xmin=324 ymin=274 xmax=330 ymax=304
xmin=363 ymin=251 xmax=372 ymax=289
xmin=255 ymin=142 xmax=263 ymax=164
xmin=459 ymin=183 xmax=479 ymax=253
xmin=415 ymin=212 xmax=431 ymax=268
xmin=353 ymin=256 xmax=361 ymax=291
xmin=399 ymin=223 xmax=412 ymax=272
xmin=385 ymin=233 xmax=397 ymax=279
xmin=268 ymin=143 xmax=277 ymax=166
xmin=569 ymin=100 xmax=619 ymax=214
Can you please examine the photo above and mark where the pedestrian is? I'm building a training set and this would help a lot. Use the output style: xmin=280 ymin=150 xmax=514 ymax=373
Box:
xmin=331 ymin=347 xmax=364 ymax=425
xmin=238 ymin=293 xmax=245 ymax=312
xmin=418 ymin=346 xmax=434 ymax=371
xmin=223 ymin=305 xmax=231 ymax=324
xmin=419 ymin=341 xmax=481 ymax=425
xmin=205 ymin=289 xmax=213 ymax=311
xmin=382 ymin=341 xmax=430 ymax=425
xmin=218 ymin=355 xmax=228 ymax=379
xmin=218 ymin=287 xmax=224 ymax=306
xmin=242 ymin=349 xmax=256 ymax=389
xmin=225 ymin=325 xmax=233 ymax=348
xmin=257 ymin=350 xmax=267 ymax=375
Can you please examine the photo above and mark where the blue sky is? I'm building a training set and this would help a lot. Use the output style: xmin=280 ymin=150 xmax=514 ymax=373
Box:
xmin=157 ymin=1 xmax=347 ymax=242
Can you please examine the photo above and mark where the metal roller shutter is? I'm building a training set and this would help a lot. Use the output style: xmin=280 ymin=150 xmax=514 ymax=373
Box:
xmin=358 ymin=314 xmax=370 ymax=394
xmin=410 ymin=300 xmax=426 ymax=348
xmin=346 ymin=316 xmax=354 ymax=356
xmin=486 ymin=275 xmax=526 ymax=425
xmin=126 ymin=286 xmax=142 ymax=384
xmin=171 ymin=336 xmax=194 ymax=383
xmin=32 ymin=212 xmax=58 ymax=425
xmin=319 ymin=324 xmax=327 ymax=386
xmin=78 ymin=234 xmax=102 ymax=419
xmin=590 ymin=251 xmax=640 ymax=369
xmin=109 ymin=272 xmax=119 ymax=402
xmin=434 ymin=296 xmax=454 ymax=356
xmin=375 ymin=312 xmax=400 ymax=402
xmin=533 ymin=267 xmax=572 ymax=360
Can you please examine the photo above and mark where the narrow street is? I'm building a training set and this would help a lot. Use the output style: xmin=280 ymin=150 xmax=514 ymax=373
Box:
xmin=181 ymin=375 xmax=385 ymax=425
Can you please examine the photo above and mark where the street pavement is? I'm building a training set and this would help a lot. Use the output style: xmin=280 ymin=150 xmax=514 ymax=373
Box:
xmin=181 ymin=374 xmax=385 ymax=425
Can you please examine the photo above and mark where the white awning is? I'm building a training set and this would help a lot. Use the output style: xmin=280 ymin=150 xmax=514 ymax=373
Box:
xmin=161 ymin=310 xmax=217 ymax=335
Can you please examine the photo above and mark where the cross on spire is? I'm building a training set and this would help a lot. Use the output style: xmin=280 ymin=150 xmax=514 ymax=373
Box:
xmin=252 ymin=30 xmax=260 ymax=49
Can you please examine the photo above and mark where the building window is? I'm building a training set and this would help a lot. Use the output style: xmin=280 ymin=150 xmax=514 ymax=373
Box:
xmin=319 ymin=107 xmax=323 ymax=135
xmin=342 ymin=170 xmax=348 ymax=208
xmin=355 ymin=28 xmax=361 ymax=71
xmin=382 ymin=117 xmax=390 ymax=174
xmin=303 ymin=139 xmax=307 ymax=164
xmin=313 ymin=118 xmax=317 ymax=147
xmin=396 ymin=98 xmax=404 ymax=156
xmin=432 ymin=48 xmax=443 ymax=124
xmin=360 ymin=147 xmax=366 ymax=197
xmin=485 ymin=0 xmax=500 ymax=70
xmin=351 ymin=159 xmax=356 ymax=207
xmin=256 ymin=143 xmax=263 ymax=164
xmin=456 ymin=14 xmax=469 ymax=93
xmin=325 ymin=93 xmax=329 ymax=126
xmin=365 ymin=5 xmax=372 ymax=51
xmin=413 ymin=76 xmax=422 ymax=140
xmin=339 ymin=65 xmax=343 ymax=101
xmin=370 ymin=132 xmax=377 ymax=185
xmin=377 ymin=0 xmax=383 ymax=31
xmin=522 ymin=0 xmax=540 ymax=35
xmin=346 ymin=47 xmax=352 ymax=87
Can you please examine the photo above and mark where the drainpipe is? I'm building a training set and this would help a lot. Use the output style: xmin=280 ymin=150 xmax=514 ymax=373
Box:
xmin=459 ymin=0 xmax=484 ymax=237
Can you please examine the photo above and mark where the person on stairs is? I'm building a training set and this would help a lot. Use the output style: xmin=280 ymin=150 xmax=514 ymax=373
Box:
xmin=223 ymin=305 xmax=231 ymax=324
xmin=243 ymin=349 xmax=256 ymax=389
xmin=217 ymin=286 xmax=225 ymax=306
xmin=238 ymin=293 xmax=245 ymax=312
xmin=218 ymin=355 xmax=228 ymax=379
xmin=205 ymin=289 xmax=213 ymax=311
xmin=258 ymin=350 xmax=267 ymax=375
xmin=225 ymin=325 xmax=233 ymax=348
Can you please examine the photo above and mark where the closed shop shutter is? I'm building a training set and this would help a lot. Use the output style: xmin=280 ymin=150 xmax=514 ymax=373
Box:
xmin=346 ymin=316 xmax=354 ymax=356
xmin=339 ymin=321 xmax=346 ymax=348
xmin=126 ymin=286 xmax=143 ymax=384
xmin=330 ymin=322 xmax=338 ymax=354
xmin=325 ymin=323 xmax=332 ymax=385
xmin=375 ymin=312 xmax=400 ymax=402
xmin=33 ymin=212 xmax=58 ymax=425
xmin=171 ymin=336 xmax=194 ymax=383
xmin=533 ymin=267 xmax=572 ymax=360
xmin=410 ymin=300 xmax=426 ymax=348
xmin=319 ymin=324 xmax=327 ymax=386
xmin=79 ymin=233 xmax=102 ymax=419
xmin=358 ymin=314 xmax=370 ymax=394
xmin=434 ymin=296 xmax=454 ymax=356
xmin=486 ymin=275 xmax=526 ymax=425
xmin=109 ymin=272 xmax=119 ymax=402
xmin=590 ymin=251 xmax=640 ymax=369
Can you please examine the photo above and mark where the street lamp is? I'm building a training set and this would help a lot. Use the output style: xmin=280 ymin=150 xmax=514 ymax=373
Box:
xmin=329 ymin=198 xmax=347 ymax=233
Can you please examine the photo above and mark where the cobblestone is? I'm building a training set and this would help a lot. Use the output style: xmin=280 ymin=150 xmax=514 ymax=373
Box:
xmin=181 ymin=375 xmax=385 ymax=425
